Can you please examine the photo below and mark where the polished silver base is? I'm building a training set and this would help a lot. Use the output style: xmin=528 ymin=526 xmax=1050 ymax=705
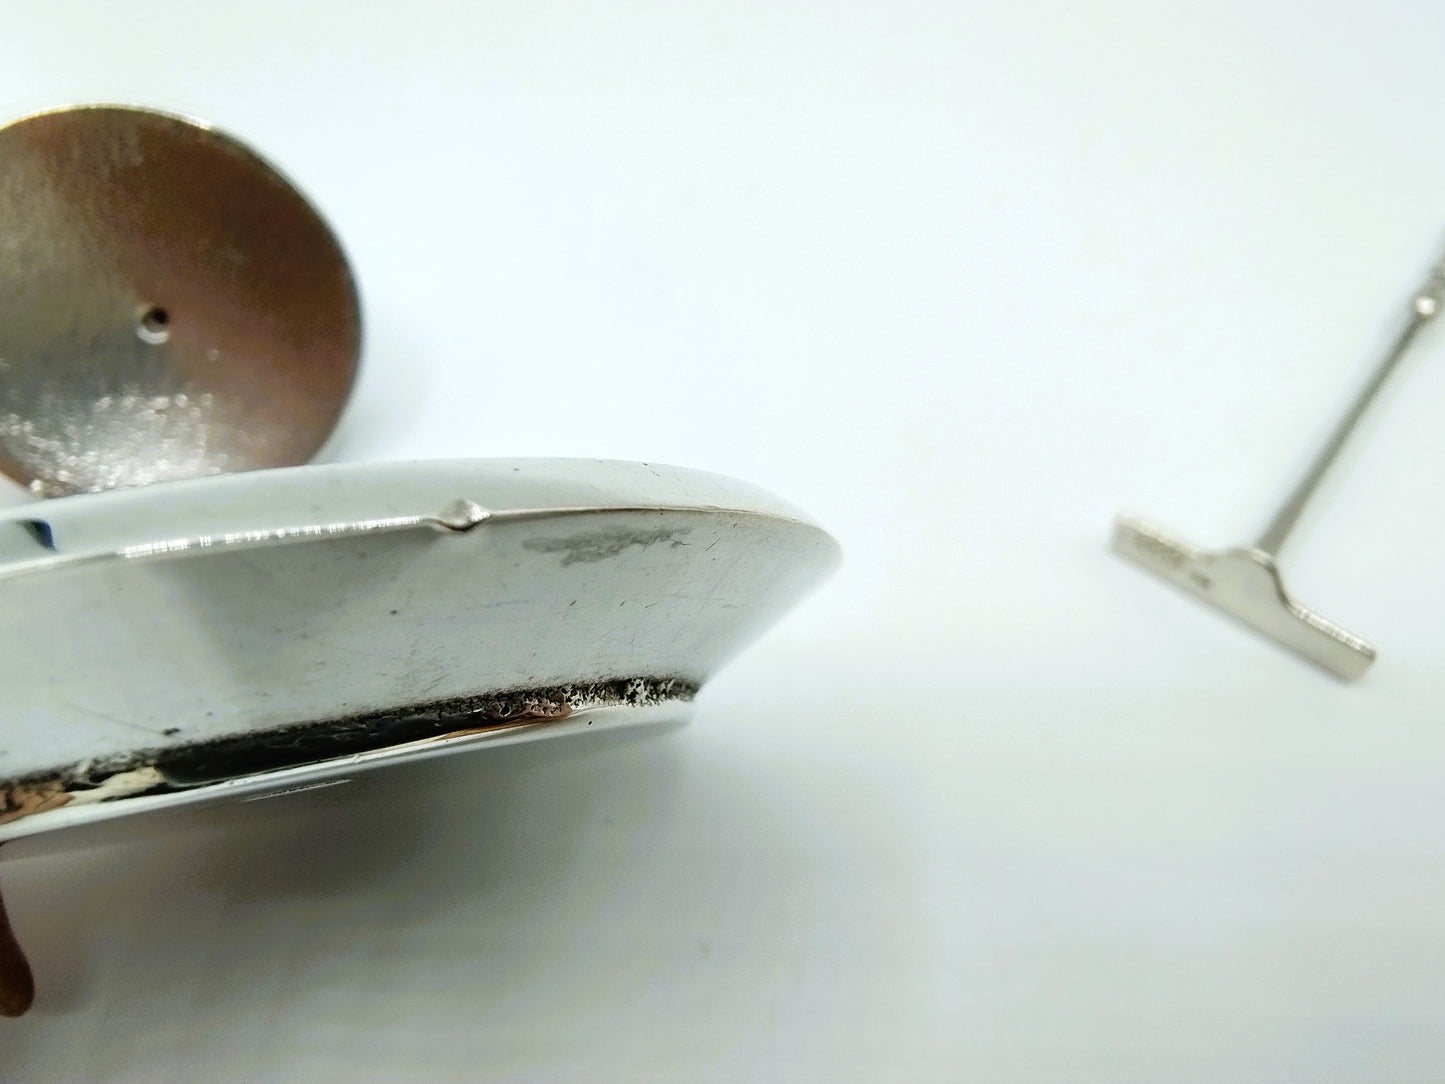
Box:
xmin=0 ymin=458 xmax=839 ymax=842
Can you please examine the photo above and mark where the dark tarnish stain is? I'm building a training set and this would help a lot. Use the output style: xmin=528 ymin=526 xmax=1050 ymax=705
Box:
xmin=0 ymin=853 xmax=33 ymax=1018
xmin=150 ymin=678 xmax=687 ymax=784
xmin=19 ymin=520 xmax=54 ymax=551
xmin=0 ymin=677 xmax=698 ymax=806
xmin=523 ymin=526 xmax=692 ymax=566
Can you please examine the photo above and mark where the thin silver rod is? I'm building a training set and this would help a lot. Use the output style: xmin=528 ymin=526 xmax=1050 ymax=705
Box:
xmin=1255 ymin=250 xmax=1445 ymax=557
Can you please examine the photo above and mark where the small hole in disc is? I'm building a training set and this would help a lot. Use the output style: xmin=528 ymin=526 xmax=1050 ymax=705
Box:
xmin=0 ymin=106 xmax=363 ymax=495
xmin=136 ymin=306 xmax=170 ymax=345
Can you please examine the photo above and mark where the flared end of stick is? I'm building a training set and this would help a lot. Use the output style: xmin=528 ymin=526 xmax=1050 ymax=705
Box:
xmin=1113 ymin=513 xmax=1376 ymax=680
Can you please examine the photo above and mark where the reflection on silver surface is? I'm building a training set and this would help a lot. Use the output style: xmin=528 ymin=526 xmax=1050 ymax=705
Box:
xmin=1112 ymin=515 xmax=1374 ymax=680
xmin=0 ymin=105 xmax=360 ymax=496
xmin=0 ymin=458 xmax=839 ymax=843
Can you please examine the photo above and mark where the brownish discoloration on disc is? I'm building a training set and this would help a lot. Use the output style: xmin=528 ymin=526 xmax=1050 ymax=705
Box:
xmin=0 ymin=855 xmax=34 ymax=1018
xmin=431 ymin=700 xmax=573 ymax=741
xmin=0 ymin=778 xmax=70 ymax=826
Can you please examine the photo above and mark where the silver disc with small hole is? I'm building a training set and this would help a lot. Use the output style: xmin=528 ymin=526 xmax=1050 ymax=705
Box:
xmin=0 ymin=105 xmax=360 ymax=496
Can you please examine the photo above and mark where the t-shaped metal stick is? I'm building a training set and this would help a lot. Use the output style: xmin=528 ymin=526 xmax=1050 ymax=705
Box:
xmin=1114 ymin=242 xmax=1445 ymax=679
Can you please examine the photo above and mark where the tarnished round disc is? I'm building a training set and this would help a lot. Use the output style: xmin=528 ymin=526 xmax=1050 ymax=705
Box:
xmin=0 ymin=105 xmax=361 ymax=496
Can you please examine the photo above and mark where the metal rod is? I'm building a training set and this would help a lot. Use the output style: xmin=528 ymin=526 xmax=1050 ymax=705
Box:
xmin=1254 ymin=250 xmax=1445 ymax=557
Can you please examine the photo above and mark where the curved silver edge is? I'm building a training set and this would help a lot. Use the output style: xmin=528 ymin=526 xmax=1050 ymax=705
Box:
xmin=0 ymin=458 xmax=833 ymax=577
xmin=0 ymin=699 xmax=692 ymax=849
xmin=0 ymin=502 xmax=817 ymax=581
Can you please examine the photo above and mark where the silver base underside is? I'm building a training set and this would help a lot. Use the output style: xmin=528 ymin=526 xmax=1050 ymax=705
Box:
xmin=0 ymin=696 xmax=693 ymax=847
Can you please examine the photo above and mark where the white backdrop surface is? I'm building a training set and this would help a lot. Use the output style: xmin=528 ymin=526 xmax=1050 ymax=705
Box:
xmin=3 ymin=3 xmax=1445 ymax=1080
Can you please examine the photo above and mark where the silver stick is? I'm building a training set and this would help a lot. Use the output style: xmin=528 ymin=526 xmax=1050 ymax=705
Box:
xmin=1114 ymin=242 xmax=1445 ymax=679
xmin=1256 ymin=256 xmax=1445 ymax=556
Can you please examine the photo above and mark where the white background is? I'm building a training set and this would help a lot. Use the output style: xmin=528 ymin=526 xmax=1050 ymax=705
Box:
xmin=4 ymin=2 xmax=1445 ymax=1079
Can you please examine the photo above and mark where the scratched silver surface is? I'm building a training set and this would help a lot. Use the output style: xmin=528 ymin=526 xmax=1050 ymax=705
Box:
xmin=0 ymin=458 xmax=839 ymax=842
xmin=0 ymin=105 xmax=360 ymax=496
